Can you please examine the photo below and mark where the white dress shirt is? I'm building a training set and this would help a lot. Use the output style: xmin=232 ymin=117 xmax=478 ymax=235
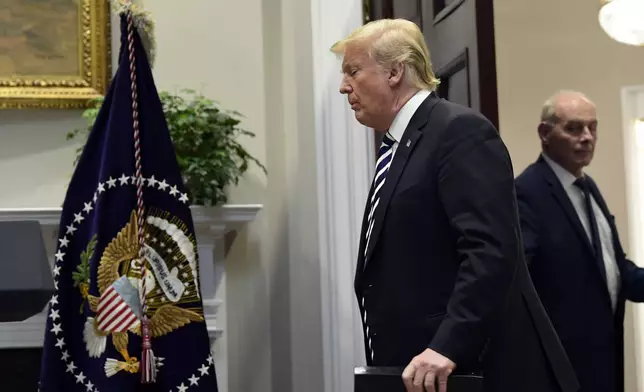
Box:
xmin=386 ymin=89 xmax=431 ymax=159
xmin=542 ymin=153 xmax=620 ymax=310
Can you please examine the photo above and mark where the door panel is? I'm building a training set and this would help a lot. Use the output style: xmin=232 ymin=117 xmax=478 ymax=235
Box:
xmin=422 ymin=0 xmax=499 ymax=129
xmin=364 ymin=0 xmax=391 ymax=23
xmin=393 ymin=0 xmax=422 ymax=26
xmin=436 ymin=49 xmax=470 ymax=108
xmin=366 ymin=0 xmax=499 ymax=130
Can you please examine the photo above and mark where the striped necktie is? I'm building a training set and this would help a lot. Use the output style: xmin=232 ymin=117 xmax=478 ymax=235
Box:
xmin=574 ymin=177 xmax=606 ymax=276
xmin=364 ymin=132 xmax=396 ymax=257
xmin=361 ymin=132 xmax=396 ymax=363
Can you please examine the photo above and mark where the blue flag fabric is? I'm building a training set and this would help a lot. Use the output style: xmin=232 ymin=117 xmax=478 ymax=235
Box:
xmin=38 ymin=14 xmax=218 ymax=392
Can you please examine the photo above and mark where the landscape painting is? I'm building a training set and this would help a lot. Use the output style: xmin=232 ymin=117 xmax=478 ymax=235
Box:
xmin=0 ymin=0 xmax=111 ymax=109
xmin=0 ymin=0 xmax=80 ymax=77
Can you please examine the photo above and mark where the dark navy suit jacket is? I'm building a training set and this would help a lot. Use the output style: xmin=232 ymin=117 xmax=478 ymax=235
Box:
xmin=515 ymin=155 xmax=644 ymax=392
xmin=354 ymin=95 xmax=579 ymax=392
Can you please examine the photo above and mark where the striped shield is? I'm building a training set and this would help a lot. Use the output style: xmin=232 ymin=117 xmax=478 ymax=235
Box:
xmin=96 ymin=276 xmax=142 ymax=333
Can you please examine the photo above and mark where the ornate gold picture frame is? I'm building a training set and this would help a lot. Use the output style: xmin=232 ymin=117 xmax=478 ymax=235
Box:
xmin=0 ymin=0 xmax=111 ymax=109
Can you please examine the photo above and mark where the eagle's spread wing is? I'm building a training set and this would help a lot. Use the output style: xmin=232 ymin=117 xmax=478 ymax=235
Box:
xmin=145 ymin=305 xmax=204 ymax=337
xmin=97 ymin=211 xmax=139 ymax=294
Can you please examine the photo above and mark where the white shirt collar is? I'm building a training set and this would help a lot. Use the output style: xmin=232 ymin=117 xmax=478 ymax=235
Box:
xmin=387 ymin=90 xmax=431 ymax=143
xmin=541 ymin=152 xmax=582 ymax=189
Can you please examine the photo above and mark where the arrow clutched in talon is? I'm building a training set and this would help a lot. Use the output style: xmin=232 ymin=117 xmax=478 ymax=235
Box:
xmin=104 ymin=357 xmax=140 ymax=377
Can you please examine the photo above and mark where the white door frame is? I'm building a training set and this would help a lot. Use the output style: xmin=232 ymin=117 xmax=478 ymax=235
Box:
xmin=620 ymin=84 xmax=644 ymax=392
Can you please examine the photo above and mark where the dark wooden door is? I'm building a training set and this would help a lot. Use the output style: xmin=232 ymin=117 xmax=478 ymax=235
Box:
xmin=365 ymin=0 xmax=499 ymax=134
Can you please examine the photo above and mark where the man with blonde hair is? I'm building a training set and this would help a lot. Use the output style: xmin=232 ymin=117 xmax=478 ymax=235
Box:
xmin=332 ymin=19 xmax=578 ymax=392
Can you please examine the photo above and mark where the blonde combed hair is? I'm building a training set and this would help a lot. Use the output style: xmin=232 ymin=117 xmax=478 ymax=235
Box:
xmin=330 ymin=19 xmax=440 ymax=91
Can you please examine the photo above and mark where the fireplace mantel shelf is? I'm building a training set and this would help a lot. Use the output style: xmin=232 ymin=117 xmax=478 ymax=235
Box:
xmin=0 ymin=204 xmax=262 ymax=228
xmin=0 ymin=204 xmax=262 ymax=349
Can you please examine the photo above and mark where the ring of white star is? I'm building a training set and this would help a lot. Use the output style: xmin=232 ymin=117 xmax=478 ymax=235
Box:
xmin=48 ymin=173 xmax=215 ymax=392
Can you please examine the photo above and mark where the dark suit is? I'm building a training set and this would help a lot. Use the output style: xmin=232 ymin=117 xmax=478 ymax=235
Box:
xmin=355 ymin=94 xmax=579 ymax=392
xmin=515 ymin=156 xmax=644 ymax=392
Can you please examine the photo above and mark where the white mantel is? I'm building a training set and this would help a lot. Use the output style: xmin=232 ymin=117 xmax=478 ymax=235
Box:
xmin=0 ymin=204 xmax=261 ymax=392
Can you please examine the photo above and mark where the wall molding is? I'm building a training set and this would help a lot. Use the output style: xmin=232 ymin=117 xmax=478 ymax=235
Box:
xmin=310 ymin=0 xmax=374 ymax=391
xmin=620 ymin=84 xmax=644 ymax=392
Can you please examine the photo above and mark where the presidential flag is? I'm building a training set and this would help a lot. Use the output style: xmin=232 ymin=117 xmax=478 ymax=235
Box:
xmin=38 ymin=7 xmax=218 ymax=392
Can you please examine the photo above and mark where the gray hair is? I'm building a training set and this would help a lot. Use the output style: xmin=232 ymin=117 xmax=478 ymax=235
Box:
xmin=540 ymin=90 xmax=591 ymax=124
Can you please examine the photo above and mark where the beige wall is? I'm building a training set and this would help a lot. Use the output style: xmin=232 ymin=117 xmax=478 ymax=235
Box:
xmin=0 ymin=111 xmax=83 ymax=206
xmin=495 ymin=0 xmax=644 ymax=389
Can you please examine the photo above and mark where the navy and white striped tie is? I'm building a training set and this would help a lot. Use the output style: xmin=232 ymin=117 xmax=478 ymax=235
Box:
xmin=361 ymin=132 xmax=396 ymax=363
xmin=364 ymin=132 xmax=396 ymax=257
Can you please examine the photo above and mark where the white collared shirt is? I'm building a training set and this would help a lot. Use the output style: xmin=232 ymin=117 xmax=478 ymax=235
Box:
xmin=542 ymin=153 xmax=620 ymax=310
xmin=386 ymin=89 xmax=431 ymax=159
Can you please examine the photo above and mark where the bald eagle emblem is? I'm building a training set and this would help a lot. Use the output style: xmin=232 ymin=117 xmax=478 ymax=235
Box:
xmin=76 ymin=209 xmax=204 ymax=377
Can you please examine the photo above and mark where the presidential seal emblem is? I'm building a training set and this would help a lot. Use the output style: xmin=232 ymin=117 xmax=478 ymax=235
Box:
xmin=74 ymin=209 xmax=205 ymax=377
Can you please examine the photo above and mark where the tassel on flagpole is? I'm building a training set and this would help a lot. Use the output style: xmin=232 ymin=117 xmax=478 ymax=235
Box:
xmin=140 ymin=317 xmax=157 ymax=383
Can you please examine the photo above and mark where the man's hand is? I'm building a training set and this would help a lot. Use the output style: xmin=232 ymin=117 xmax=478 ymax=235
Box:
xmin=402 ymin=348 xmax=456 ymax=392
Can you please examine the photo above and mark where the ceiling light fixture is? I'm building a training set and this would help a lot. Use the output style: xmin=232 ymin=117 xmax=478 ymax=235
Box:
xmin=599 ymin=0 xmax=644 ymax=46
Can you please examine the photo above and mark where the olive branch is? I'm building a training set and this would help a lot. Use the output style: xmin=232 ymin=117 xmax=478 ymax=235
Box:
xmin=72 ymin=234 xmax=97 ymax=313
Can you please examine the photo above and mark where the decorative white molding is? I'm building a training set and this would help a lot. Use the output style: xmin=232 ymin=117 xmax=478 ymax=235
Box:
xmin=0 ymin=204 xmax=261 ymax=350
xmin=620 ymin=84 xmax=644 ymax=392
xmin=0 ymin=204 xmax=262 ymax=228
xmin=310 ymin=0 xmax=373 ymax=391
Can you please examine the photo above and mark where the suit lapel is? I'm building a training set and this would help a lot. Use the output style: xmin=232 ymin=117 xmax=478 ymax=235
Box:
xmin=537 ymin=157 xmax=595 ymax=257
xmin=362 ymin=94 xmax=439 ymax=269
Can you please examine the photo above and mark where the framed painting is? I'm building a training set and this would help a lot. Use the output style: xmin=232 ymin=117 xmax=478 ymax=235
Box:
xmin=0 ymin=0 xmax=111 ymax=109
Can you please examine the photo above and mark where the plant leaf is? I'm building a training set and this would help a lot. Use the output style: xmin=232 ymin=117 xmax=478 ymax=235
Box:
xmin=66 ymin=91 xmax=266 ymax=205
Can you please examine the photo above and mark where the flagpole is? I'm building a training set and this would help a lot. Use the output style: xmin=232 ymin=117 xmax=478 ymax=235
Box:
xmin=123 ymin=0 xmax=156 ymax=383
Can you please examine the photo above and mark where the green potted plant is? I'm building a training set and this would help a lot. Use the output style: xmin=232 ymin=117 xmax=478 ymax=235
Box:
xmin=66 ymin=89 xmax=266 ymax=206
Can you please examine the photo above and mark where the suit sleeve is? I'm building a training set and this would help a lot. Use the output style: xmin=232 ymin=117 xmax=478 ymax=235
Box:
xmin=428 ymin=114 xmax=521 ymax=366
xmin=620 ymin=258 xmax=644 ymax=302
xmin=590 ymin=182 xmax=644 ymax=302
xmin=515 ymin=185 xmax=540 ymax=266
xmin=610 ymin=223 xmax=644 ymax=302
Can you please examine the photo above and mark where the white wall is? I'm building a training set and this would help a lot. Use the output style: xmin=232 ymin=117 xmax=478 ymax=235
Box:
xmin=0 ymin=110 xmax=83 ymax=207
